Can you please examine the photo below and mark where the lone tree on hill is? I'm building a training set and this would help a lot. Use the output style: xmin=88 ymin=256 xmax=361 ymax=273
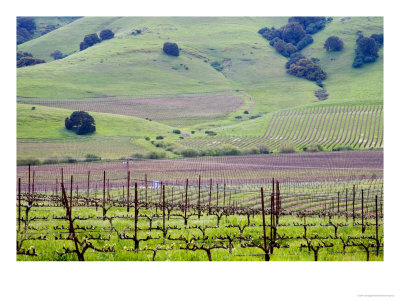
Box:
xmin=65 ymin=111 xmax=96 ymax=135
xmin=324 ymin=36 xmax=344 ymax=52
xmin=50 ymin=50 xmax=65 ymax=60
xmin=163 ymin=42 xmax=179 ymax=56
xmin=100 ymin=29 xmax=114 ymax=40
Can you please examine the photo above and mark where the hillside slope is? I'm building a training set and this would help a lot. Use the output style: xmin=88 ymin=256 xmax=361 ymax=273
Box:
xmin=18 ymin=17 xmax=383 ymax=113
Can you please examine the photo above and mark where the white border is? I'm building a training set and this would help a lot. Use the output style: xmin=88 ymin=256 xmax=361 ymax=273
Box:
xmin=1 ymin=1 xmax=399 ymax=299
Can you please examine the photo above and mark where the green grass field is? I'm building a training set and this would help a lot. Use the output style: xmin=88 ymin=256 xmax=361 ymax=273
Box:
xmin=17 ymin=177 xmax=383 ymax=261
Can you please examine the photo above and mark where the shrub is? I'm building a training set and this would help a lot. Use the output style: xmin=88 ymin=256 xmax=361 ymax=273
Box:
xmin=65 ymin=111 xmax=96 ymax=135
xmin=244 ymin=110 xmax=249 ymax=114
xmin=205 ymin=131 xmax=217 ymax=136
xmin=304 ymin=144 xmax=324 ymax=152
xmin=163 ymin=42 xmax=179 ymax=56
xmin=314 ymin=89 xmax=329 ymax=100
xmin=245 ymin=147 xmax=260 ymax=155
xmin=145 ymin=137 xmax=150 ymax=141
xmin=100 ymin=29 xmax=114 ymax=40
xmin=65 ymin=157 xmax=78 ymax=163
xmin=287 ymin=58 xmax=327 ymax=81
xmin=181 ymin=149 xmax=199 ymax=157
xmin=324 ymin=36 xmax=344 ymax=52
xmin=258 ymin=145 xmax=271 ymax=154
xmin=279 ymin=141 xmax=296 ymax=153
xmin=156 ymin=136 xmax=164 ymax=140
xmin=50 ymin=50 xmax=65 ymax=60
xmin=85 ymin=154 xmax=101 ymax=162
xmin=17 ymin=57 xmax=46 ymax=68
xmin=191 ymin=131 xmax=195 ymax=134
xmin=17 ymin=158 xmax=41 ymax=166
xmin=211 ymin=61 xmax=223 ymax=72
xmin=221 ymin=145 xmax=241 ymax=156
xmin=147 ymin=151 xmax=166 ymax=159
xmin=131 ymin=153 xmax=144 ymax=159
xmin=172 ymin=129 xmax=181 ymax=134
xmin=43 ymin=158 xmax=59 ymax=165
xmin=332 ymin=146 xmax=353 ymax=152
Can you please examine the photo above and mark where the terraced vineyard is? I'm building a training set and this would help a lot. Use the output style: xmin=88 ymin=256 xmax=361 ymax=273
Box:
xmin=179 ymin=105 xmax=383 ymax=152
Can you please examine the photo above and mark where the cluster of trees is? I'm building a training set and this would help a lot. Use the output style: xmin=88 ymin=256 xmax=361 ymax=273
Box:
xmin=80 ymin=29 xmax=115 ymax=51
xmin=324 ymin=36 xmax=344 ymax=52
xmin=258 ymin=17 xmax=327 ymax=83
xmin=17 ymin=51 xmax=45 ymax=68
xmin=258 ymin=17 xmax=327 ymax=57
xmin=353 ymin=33 xmax=383 ymax=68
xmin=163 ymin=42 xmax=179 ymax=56
xmin=17 ymin=51 xmax=32 ymax=61
xmin=65 ymin=111 xmax=96 ymax=135
xmin=287 ymin=58 xmax=327 ymax=82
xmin=17 ymin=17 xmax=36 ymax=45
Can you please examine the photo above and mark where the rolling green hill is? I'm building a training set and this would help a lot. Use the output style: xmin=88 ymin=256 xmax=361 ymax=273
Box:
xmin=16 ymin=17 xmax=383 ymax=161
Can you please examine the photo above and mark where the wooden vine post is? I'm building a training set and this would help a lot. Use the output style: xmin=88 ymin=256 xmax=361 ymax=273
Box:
xmin=198 ymin=175 xmax=201 ymax=219
xmin=260 ymin=187 xmax=268 ymax=261
xmin=337 ymin=191 xmax=340 ymax=213
xmin=352 ymin=185 xmax=356 ymax=222
xmin=208 ymin=178 xmax=212 ymax=214
xmin=145 ymin=174 xmax=148 ymax=208
xmin=216 ymin=183 xmax=219 ymax=207
xmin=162 ymin=184 xmax=166 ymax=239
xmin=361 ymin=189 xmax=365 ymax=233
xmin=134 ymin=182 xmax=139 ymax=249
xmin=18 ymin=178 xmax=21 ymax=232
xmin=103 ymin=171 xmax=106 ymax=220
xmin=87 ymin=171 xmax=90 ymax=199
xmin=127 ymin=171 xmax=130 ymax=212
xmin=184 ymin=179 xmax=188 ymax=226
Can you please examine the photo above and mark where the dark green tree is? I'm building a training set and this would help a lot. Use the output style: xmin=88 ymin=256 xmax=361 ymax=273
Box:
xmin=80 ymin=33 xmax=101 ymax=51
xmin=100 ymin=29 xmax=114 ymax=40
xmin=281 ymin=22 xmax=306 ymax=45
xmin=163 ymin=42 xmax=179 ymax=56
xmin=324 ymin=36 xmax=344 ymax=52
xmin=65 ymin=111 xmax=96 ymax=135
xmin=50 ymin=50 xmax=65 ymax=60
xmin=357 ymin=37 xmax=379 ymax=57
